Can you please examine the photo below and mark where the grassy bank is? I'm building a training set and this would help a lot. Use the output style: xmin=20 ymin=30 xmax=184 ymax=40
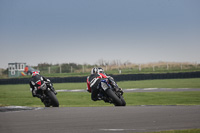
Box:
xmin=51 ymin=78 xmax=200 ymax=90
xmin=0 ymin=78 xmax=200 ymax=107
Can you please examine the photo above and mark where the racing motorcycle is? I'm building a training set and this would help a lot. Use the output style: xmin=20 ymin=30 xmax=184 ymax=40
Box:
xmin=31 ymin=75 xmax=59 ymax=107
xmin=98 ymin=79 xmax=126 ymax=106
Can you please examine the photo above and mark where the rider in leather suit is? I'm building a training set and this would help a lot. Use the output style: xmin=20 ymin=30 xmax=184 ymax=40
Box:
xmin=86 ymin=67 xmax=121 ymax=101
xmin=29 ymin=71 xmax=57 ymax=101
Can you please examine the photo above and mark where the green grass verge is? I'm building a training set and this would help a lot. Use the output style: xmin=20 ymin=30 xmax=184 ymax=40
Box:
xmin=1 ymin=91 xmax=199 ymax=107
xmin=51 ymin=78 xmax=200 ymax=90
xmin=0 ymin=78 xmax=200 ymax=107
xmin=117 ymin=78 xmax=200 ymax=89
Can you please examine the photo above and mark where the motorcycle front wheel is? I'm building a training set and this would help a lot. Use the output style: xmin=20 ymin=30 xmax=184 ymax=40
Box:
xmin=105 ymin=89 xmax=123 ymax=106
xmin=120 ymin=95 xmax=126 ymax=106
xmin=46 ymin=91 xmax=59 ymax=107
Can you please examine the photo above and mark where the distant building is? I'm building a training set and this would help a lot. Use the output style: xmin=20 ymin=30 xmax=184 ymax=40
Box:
xmin=8 ymin=63 xmax=26 ymax=78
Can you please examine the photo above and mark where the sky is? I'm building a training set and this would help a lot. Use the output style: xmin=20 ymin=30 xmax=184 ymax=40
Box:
xmin=0 ymin=0 xmax=200 ymax=68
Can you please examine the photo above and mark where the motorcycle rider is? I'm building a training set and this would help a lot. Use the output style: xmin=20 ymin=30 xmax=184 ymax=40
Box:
xmin=29 ymin=71 xmax=57 ymax=101
xmin=97 ymin=67 xmax=121 ymax=91
xmin=86 ymin=67 xmax=122 ymax=101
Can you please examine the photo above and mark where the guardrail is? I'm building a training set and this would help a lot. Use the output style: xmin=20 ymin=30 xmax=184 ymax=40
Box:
xmin=0 ymin=72 xmax=200 ymax=85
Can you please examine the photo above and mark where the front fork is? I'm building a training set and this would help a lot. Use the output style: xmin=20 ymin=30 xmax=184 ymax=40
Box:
xmin=100 ymin=79 xmax=123 ymax=96
xmin=47 ymin=83 xmax=57 ymax=95
xmin=99 ymin=80 xmax=122 ymax=103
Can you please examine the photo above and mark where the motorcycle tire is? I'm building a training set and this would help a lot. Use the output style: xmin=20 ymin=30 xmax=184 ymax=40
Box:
xmin=43 ymin=98 xmax=51 ymax=107
xmin=105 ymin=89 xmax=122 ymax=106
xmin=47 ymin=91 xmax=59 ymax=107
xmin=120 ymin=96 xmax=126 ymax=106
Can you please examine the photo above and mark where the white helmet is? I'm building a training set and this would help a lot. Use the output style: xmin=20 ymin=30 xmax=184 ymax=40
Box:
xmin=91 ymin=67 xmax=98 ymax=74
xmin=98 ymin=67 xmax=104 ymax=73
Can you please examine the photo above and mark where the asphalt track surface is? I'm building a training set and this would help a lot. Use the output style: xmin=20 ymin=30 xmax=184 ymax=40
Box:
xmin=0 ymin=105 xmax=200 ymax=133
xmin=1 ymin=88 xmax=200 ymax=133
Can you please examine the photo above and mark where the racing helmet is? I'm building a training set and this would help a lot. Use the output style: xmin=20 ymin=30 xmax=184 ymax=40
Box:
xmin=32 ymin=71 xmax=39 ymax=76
xmin=98 ymin=67 xmax=104 ymax=73
xmin=91 ymin=67 xmax=98 ymax=74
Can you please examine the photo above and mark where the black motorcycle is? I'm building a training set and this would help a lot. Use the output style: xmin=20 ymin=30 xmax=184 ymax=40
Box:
xmin=31 ymin=76 xmax=59 ymax=107
xmin=98 ymin=79 xmax=126 ymax=106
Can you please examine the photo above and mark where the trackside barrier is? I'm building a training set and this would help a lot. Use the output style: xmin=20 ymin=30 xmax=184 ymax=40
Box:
xmin=0 ymin=72 xmax=200 ymax=85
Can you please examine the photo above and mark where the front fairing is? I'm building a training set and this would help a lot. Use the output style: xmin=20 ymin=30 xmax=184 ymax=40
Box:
xmin=99 ymin=79 xmax=112 ymax=91
xmin=31 ymin=75 xmax=46 ymax=90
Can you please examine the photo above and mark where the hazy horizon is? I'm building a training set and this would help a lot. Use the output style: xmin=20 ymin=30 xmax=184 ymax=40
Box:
xmin=0 ymin=0 xmax=200 ymax=69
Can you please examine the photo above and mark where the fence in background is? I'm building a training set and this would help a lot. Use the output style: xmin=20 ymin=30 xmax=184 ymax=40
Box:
xmin=0 ymin=71 xmax=200 ymax=85
xmin=36 ymin=62 xmax=200 ymax=74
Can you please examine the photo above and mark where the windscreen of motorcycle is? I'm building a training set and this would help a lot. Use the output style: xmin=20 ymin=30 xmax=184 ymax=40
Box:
xmin=100 ymin=81 xmax=109 ymax=91
xmin=40 ymin=82 xmax=47 ymax=90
